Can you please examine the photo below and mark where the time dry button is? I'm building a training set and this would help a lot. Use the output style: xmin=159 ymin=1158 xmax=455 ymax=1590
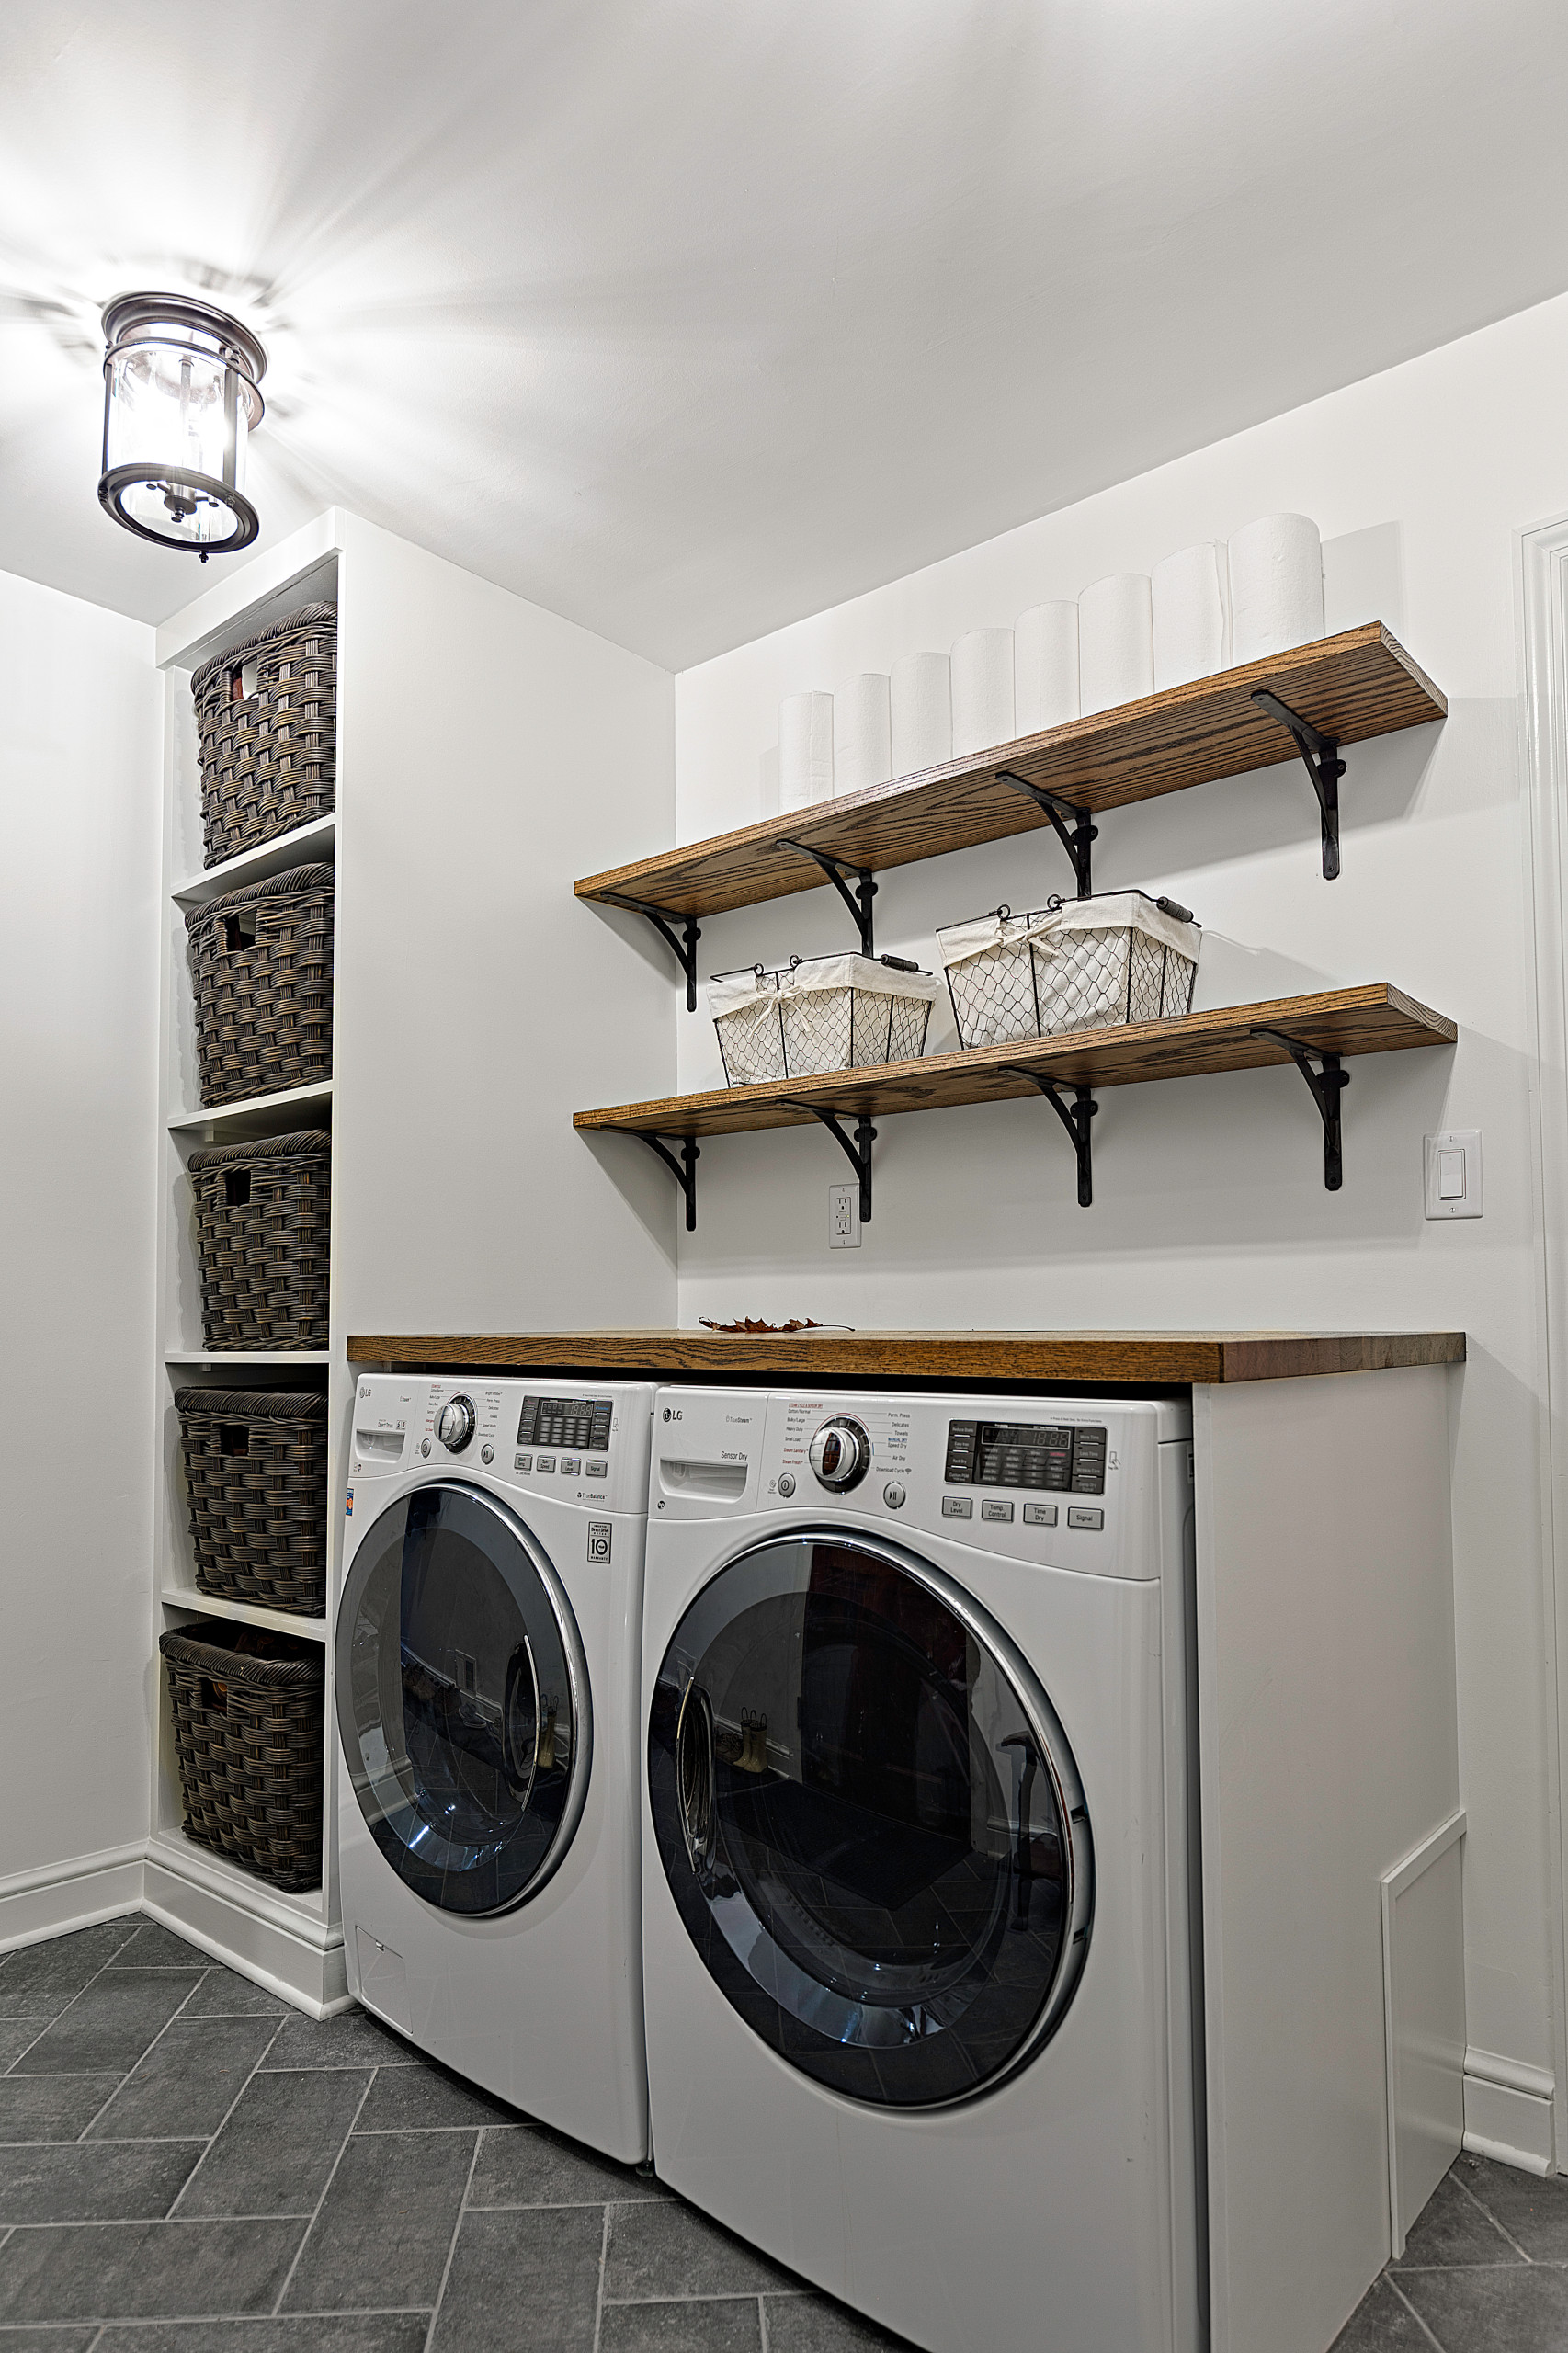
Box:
xmin=883 ymin=1481 xmax=906 ymax=1509
xmin=1067 ymin=1506 xmax=1104 ymax=1531
xmin=777 ymin=1472 xmax=796 ymax=1498
xmin=1023 ymin=1503 xmax=1058 ymax=1528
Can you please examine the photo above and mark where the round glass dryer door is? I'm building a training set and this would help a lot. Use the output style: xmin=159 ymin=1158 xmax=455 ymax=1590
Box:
xmin=647 ymin=1531 xmax=1093 ymax=2109
xmin=337 ymin=1482 xmax=591 ymax=1915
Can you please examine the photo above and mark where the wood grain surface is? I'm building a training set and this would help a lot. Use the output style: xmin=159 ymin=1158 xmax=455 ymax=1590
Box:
xmin=573 ymin=983 xmax=1455 ymax=1139
xmin=347 ymin=1329 xmax=1467 ymax=1383
xmin=576 ymin=624 xmax=1446 ymax=919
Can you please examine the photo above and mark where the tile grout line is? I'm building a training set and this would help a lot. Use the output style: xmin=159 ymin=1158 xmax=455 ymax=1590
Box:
xmin=72 ymin=1963 xmax=241 ymax=2148
xmin=1384 ymin=2270 xmax=1449 ymax=2348
xmin=163 ymin=2005 xmax=288 ymax=2215
xmin=591 ymin=2198 xmax=612 ymax=2353
xmin=757 ymin=2290 xmax=770 ymax=2352
xmin=268 ymin=2061 xmax=380 ymax=2315
xmin=421 ymin=2120 xmax=484 ymax=2353
xmin=1449 ymin=2165 xmax=1536 ymax=2264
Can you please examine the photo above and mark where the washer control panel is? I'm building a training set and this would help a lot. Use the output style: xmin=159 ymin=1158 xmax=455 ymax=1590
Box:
xmin=349 ymin=1376 xmax=653 ymax=1517
xmin=943 ymin=1419 xmax=1108 ymax=1495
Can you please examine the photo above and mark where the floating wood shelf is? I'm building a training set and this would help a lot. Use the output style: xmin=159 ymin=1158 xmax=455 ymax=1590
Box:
xmin=574 ymin=984 xmax=1454 ymax=1221
xmin=347 ymin=1328 xmax=1467 ymax=1386
xmin=576 ymin=625 xmax=1445 ymax=938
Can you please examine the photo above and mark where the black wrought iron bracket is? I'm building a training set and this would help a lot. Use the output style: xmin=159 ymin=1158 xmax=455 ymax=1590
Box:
xmin=1251 ymin=1029 xmax=1350 ymax=1189
xmin=774 ymin=840 xmax=878 ymax=956
xmin=636 ymin=1133 xmax=700 ymax=1230
xmin=787 ymin=1104 xmax=877 ymax=1224
xmin=994 ymin=772 xmax=1097 ymax=899
xmin=595 ymin=891 xmax=702 ymax=1011
xmin=1251 ymin=690 xmax=1347 ymax=881
xmin=1002 ymin=1070 xmax=1099 ymax=1207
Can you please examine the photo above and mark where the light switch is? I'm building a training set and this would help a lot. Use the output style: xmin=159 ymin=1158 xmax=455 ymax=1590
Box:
xmin=1425 ymin=1130 xmax=1483 ymax=1220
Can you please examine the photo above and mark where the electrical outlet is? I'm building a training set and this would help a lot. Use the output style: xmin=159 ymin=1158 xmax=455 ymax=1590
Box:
xmin=829 ymin=1182 xmax=861 ymax=1248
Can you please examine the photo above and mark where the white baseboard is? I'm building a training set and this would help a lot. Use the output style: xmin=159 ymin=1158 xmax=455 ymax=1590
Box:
xmin=0 ymin=1842 xmax=147 ymax=1950
xmin=0 ymin=1837 xmax=347 ymax=2021
xmin=1463 ymin=2047 xmax=1556 ymax=2175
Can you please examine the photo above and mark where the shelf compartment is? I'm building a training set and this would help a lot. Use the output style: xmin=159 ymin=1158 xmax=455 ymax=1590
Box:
xmin=162 ymin=1587 xmax=329 ymax=1643
xmin=166 ymin=1351 xmax=331 ymax=1366
xmin=576 ymin=624 xmax=1445 ymax=925
xmin=575 ymin=983 xmax=1454 ymax=1212
xmin=173 ymin=814 xmax=336 ymax=908
xmin=168 ymin=1078 xmax=332 ymax=1137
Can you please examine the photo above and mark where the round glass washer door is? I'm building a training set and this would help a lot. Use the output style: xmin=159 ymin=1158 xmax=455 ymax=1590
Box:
xmin=337 ymin=1480 xmax=591 ymax=1916
xmin=647 ymin=1529 xmax=1093 ymax=2109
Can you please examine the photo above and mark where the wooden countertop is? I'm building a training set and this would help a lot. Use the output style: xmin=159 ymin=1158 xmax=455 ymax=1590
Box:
xmin=346 ymin=1330 xmax=1466 ymax=1385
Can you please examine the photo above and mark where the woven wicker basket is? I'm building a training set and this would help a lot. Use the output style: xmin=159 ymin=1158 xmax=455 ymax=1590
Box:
xmin=187 ymin=1130 xmax=331 ymax=1351
xmin=191 ymin=604 xmax=336 ymax=870
xmin=185 ymin=863 xmax=333 ymax=1107
xmin=159 ymin=1622 xmax=324 ymax=1890
xmin=175 ymin=1390 xmax=328 ymax=1615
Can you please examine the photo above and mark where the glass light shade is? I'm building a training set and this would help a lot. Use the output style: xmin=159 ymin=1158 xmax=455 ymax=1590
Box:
xmin=98 ymin=294 xmax=266 ymax=557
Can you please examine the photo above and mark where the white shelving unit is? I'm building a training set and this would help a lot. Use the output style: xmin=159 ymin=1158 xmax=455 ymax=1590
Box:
xmin=151 ymin=517 xmax=348 ymax=2013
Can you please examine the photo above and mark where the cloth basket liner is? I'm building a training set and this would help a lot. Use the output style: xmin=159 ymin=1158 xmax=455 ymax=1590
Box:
xmin=938 ymin=893 xmax=1199 ymax=967
xmin=707 ymin=957 xmax=943 ymax=1016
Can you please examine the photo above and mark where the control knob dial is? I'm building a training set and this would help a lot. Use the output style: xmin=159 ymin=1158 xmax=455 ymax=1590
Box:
xmin=808 ymin=1415 xmax=871 ymax=1493
xmin=436 ymin=1394 xmax=477 ymax=1453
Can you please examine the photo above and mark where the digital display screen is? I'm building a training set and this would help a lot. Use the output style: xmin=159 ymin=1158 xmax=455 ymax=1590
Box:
xmin=517 ymin=1395 xmax=614 ymax=1452
xmin=945 ymin=1420 xmax=1107 ymax=1495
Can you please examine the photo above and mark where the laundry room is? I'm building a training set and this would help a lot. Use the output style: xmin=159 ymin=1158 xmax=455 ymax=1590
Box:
xmin=4 ymin=7 xmax=1568 ymax=2351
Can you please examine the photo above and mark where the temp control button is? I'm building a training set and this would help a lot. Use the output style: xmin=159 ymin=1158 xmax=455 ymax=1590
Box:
xmin=1067 ymin=1506 xmax=1105 ymax=1531
xmin=777 ymin=1472 xmax=796 ymax=1498
xmin=981 ymin=1498 xmax=1014 ymax=1523
xmin=883 ymin=1481 xmax=906 ymax=1509
xmin=1023 ymin=1503 xmax=1058 ymax=1528
xmin=942 ymin=1495 xmax=973 ymax=1519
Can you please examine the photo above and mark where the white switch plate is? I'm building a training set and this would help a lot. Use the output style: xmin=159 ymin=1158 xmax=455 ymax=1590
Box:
xmin=829 ymin=1182 xmax=861 ymax=1248
xmin=1424 ymin=1129 xmax=1483 ymax=1219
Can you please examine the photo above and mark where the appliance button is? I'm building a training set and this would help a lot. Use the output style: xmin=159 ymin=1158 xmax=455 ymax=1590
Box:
xmin=981 ymin=1498 xmax=1014 ymax=1522
xmin=1023 ymin=1503 xmax=1058 ymax=1527
xmin=514 ymin=1452 xmax=533 ymax=1472
xmin=536 ymin=1455 xmax=556 ymax=1473
xmin=420 ymin=1438 xmax=431 ymax=1459
xmin=883 ymin=1481 xmax=906 ymax=1509
xmin=777 ymin=1472 xmax=796 ymax=1498
xmin=942 ymin=1496 xmax=973 ymax=1518
xmin=586 ymin=1458 xmax=608 ymax=1477
xmin=561 ymin=1456 xmax=580 ymax=1475
xmin=480 ymin=1443 xmax=494 ymax=1465
xmin=1067 ymin=1506 xmax=1105 ymax=1531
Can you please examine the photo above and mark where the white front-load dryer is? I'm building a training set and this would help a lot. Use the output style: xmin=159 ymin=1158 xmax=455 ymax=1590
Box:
xmin=337 ymin=1373 xmax=653 ymax=2160
xmin=642 ymin=1384 xmax=1202 ymax=2352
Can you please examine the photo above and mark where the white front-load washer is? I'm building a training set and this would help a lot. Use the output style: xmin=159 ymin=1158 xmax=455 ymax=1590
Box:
xmin=337 ymin=1373 xmax=654 ymax=2160
xmin=642 ymin=1384 xmax=1202 ymax=2353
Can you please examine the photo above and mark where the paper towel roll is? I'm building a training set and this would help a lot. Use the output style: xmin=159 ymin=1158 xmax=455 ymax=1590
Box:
xmin=950 ymin=629 xmax=1016 ymax=756
xmin=891 ymin=652 xmax=951 ymax=776
xmin=1153 ymin=542 xmax=1232 ymax=690
xmin=1078 ymin=574 xmax=1153 ymax=715
xmin=1228 ymin=514 xmax=1324 ymax=665
xmin=778 ymin=691 xmax=834 ymax=812
xmin=1015 ymin=603 xmax=1079 ymax=733
xmin=834 ymin=673 xmax=892 ymax=795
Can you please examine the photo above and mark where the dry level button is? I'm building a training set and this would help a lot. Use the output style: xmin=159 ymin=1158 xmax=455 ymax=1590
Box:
xmin=1023 ymin=1503 xmax=1058 ymax=1528
xmin=942 ymin=1496 xmax=973 ymax=1518
xmin=1067 ymin=1506 xmax=1105 ymax=1531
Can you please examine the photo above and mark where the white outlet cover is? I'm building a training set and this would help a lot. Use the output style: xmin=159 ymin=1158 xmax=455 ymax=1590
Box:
xmin=829 ymin=1181 xmax=861 ymax=1248
xmin=1424 ymin=1130 xmax=1483 ymax=1220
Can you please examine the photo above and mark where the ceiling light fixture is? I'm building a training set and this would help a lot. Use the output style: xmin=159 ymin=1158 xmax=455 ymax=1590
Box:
xmin=98 ymin=292 xmax=267 ymax=561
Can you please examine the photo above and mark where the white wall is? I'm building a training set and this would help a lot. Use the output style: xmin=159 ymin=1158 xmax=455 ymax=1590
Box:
xmin=0 ymin=568 xmax=160 ymax=1884
xmin=671 ymin=291 xmax=1568 ymax=2137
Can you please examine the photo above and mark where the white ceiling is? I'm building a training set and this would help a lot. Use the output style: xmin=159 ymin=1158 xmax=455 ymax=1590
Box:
xmin=3 ymin=0 xmax=1567 ymax=670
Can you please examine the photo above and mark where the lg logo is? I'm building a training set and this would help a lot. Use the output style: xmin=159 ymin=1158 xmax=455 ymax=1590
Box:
xmin=663 ymin=1405 xmax=683 ymax=1423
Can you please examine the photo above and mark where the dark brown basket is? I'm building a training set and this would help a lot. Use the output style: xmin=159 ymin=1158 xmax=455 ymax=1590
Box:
xmin=185 ymin=863 xmax=333 ymax=1107
xmin=191 ymin=603 xmax=336 ymax=870
xmin=187 ymin=1130 xmax=331 ymax=1351
xmin=159 ymin=1622 xmax=324 ymax=1890
xmin=175 ymin=1390 xmax=328 ymax=1616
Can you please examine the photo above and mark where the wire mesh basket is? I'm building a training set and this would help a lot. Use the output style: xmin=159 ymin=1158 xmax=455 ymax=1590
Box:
xmin=939 ymin=893 xmax=1200 ymax=1049
xmin=709 ymin=955 xmax=942 ymax=1086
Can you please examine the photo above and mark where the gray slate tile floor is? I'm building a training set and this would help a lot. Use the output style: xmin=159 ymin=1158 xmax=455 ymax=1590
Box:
xmin=1334 ymin=2150 xmax=1568 ymax=2349
xmin=0 ymin=1918 xmax=907 ymax=2351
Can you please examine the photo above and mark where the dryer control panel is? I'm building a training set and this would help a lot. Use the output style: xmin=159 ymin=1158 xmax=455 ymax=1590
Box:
xmin=349 ymin=1375 xmax=653 ymax=1517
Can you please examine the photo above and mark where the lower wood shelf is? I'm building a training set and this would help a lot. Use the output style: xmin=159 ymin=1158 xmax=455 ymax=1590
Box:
xmin=574 ymin=983 xmax=1455 ymax=1218
xmin=161 ymin=1587 xmax=328 ymax=1643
